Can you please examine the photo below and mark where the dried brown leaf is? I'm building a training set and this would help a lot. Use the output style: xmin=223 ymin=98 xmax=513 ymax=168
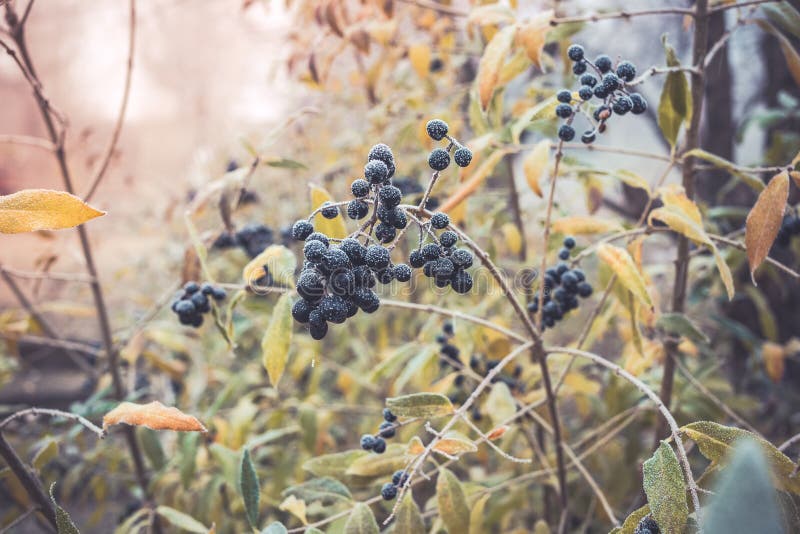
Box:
xmin=745 ymin=172 xmax=789 ymax=283
xmin=103 ymin=401 xmax=207 ymax=433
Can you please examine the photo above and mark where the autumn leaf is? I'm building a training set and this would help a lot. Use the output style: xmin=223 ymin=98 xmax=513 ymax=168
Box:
xmin=522 ymin=139 xmax=549 ymax=197
xmin=0 ymin=189 xmax=105 ymax=234
xmin=762 ymin=341 xmax=785 ymax=383
xmin=103 ymin=401 xmax=207 ymax=433
xmin=657 ymin=35 xmax=691 ymax=148
xmin=486 ymin=425 xmax=509 ymax=440
xmin=745 ymin=171 xmax=789 ymax=283
xmin=597 ymin=243 xmax=653 ymax=310
xmin=408 ymin=44 xmax=431 ymax=79
xmin=432 ymin=432 xmax=478 ymax=456
xmin=310 ymin=185 xmax=347 ymax=239
xmin=242 ymin=244 xmax=297 ymax=288
xmin=516 ymin=12 xmax=552 ymax=70
xmin=477 ymin=25 xmax=517 ymax=111
xmin=551 ymin=216 xmax=622 ymax=235
xmin=262 ymin=294 xmax=294 ymax=386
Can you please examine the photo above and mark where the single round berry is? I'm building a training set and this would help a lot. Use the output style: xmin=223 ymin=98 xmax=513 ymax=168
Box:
xmin=379 ymin=185 xmax=402 ymax=208
xmin=347 ymin=199 xmax=369 ymax=220
xmin=391 ymin=470 xmax=408 ymax=486
xmin=365 ymin=245 xmax=390 ymax=269
xmin=580 ymin=73 xmax=597 ymax=87
xmin=320 ymin=295 xmax=349 ymax=324
xmin=558 ymin=248 xmax=570 ymax=260
xmin=297 ymin=270 xmax=325 ymax=302
xmin=309 ymin=320 xmax=328 ymax=340
xmin=321 ymin=248 xmax=350 ymax=273
xmin=428 ymin=148 xmax=451 ymax=171
xmin=454 ymin=147 xmax=473 ymax=167
xmin=572 ymin=268 xmax=585 ymax=282
xmin=563 ymin=236 xmax=576 ymax=249
xmin=426 ymin=119 xmax=449 ymax=141
xmin=340 ymin=238 xmax=366 ymax=265
xmin=440 ymin=231 xmax=458 ymax=248
xmin=304 ymin=239 xmax=327 ymax=263
xmin=634 ymin=516 xmax=660 ymax=534
xmin=433 ymin=258 xmax=455 ymax=278
xmin=409 ymin=249 xmax=425 ymax=268
xmin=578 ymin=86 xmax=593 ymax=101
xmin=381 ymin=482 xmax=398 ymax=500
xmin=375 ymin=222 xmax=397 ymax=243
xmin=292 ymin=298 xmax=314 ymax=323
xmin=581 ymin=131 xmax=596 ymax=144
xmin=556 ymin=262 xmax=569 ymax=275
xmin=450 ymin=248 xmax=473 ymax=269
xmin=175 ymin=300 xmax=196 ymax=315
xmin=365 ymin=160 xmax=389 ymax=184
xmin=602 ymin=73 xmax=620 ymax=92
xmin=393 ymin=263 xmax=412 ymax=282
xmin=616 ymin=61 xmax=636 ymax=82
xmin=291 ymin=220 xmax=314 ymax=241
xmin=184 ymin=281 xmax=200 ymax=294
xmin=372 ymin=437 xmax=387 ymax=453
xmin=422 ymin=243 xmax=442 ymax=261
xmin=593 ymin=85 xmax=609 ymax=99
xmin=368 ymin=143 xmax=394 ymax=169
xmin=320 ymin=202 xmax=339 ymax=219
xmin=430 ymin=212 xmax=450 ymax=229
xmin=451 ymin=270 xmax=473 ymax=294
xmin=630 ymin=93 xmax=648 ymax=114
xmin=351 ymin=179 xmax=370 ymax=198
xmin=200 ymin=282 xmax=214 ymax=295
xmin=212 ymin=287 xmax=227 ymax=301
xmin=383 ymin=408 xmax=397 ymax=423
xmin=378 ymin=421 xmax=396 ymax=438
xmin=555 ymin=103 xmax=573 ymax=118
xmin=442 ymin=322 xmax=454 ymax=335
xmin=594 ymin=54 xmax=612 ymax=73
xmin=558 ymin=124 xmax=575 ymax=141
xmin=556 ymin=90 xmax=572 ymax=103
xmin=329 ymin=270 xmax=356 ymax=295
xmin=305 ymin=232 xmax=330 ymax=246
xmin=361 ymin=434 xmax=376 ymax=450
xmin=612 ymin=96 xmax=633 ymax=115
xmin=391 ymin=208 xmax=408 ymax=230
xmin=577 ymin=281 xmax=593 ymax=298
xmin=567 ymin=44 xmax=584 ymax=61
xmin=572 ymin=61 xmax=587 ymax=75
xmin=561 ymin=271 xmax=579 ymax=292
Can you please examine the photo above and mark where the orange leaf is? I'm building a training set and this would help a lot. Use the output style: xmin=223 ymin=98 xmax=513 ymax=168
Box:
xmin=762 ymin=341 xmax=785 ymax=383
xmin=516 ymin=11 xmax=552 ymax=70
xmin=745 ymin=171 xmax=789 ymax=283
xmin=432 ymin=432 xmax=477 ymax=456
xmin=408 ymin=44 xmax=431 ymax=79
xmin=103 ymin=401 xmax=207 ymax=433
xmin=477 ymin=25 xmax=517 ymax=111
xmin=486 ymin=425 xmax=509 ymax=441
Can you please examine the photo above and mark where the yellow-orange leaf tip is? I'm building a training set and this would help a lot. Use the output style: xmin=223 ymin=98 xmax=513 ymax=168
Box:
xmin=103 ymin=401 xmax=207 ymax=433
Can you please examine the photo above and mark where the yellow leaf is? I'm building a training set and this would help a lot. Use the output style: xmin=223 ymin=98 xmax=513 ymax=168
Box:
xmin=745 ymin=172 xmax=790 ymax=282
xmin=408 ymin=44 xmax=431 ymax=79
xmin=501 ymin=222 xmax=522 ymax=255
xmin=597 ymin=243 xmax=653 ymax=310
xmin=242 ymin=244 xmax=297 ymax=288
xmin=261 ymin=294 xmax=294 ymax=386
xmin=762 ymin=341 xmax=785 ymax=383
xmin=523 ymin=139 xmax=549 ymax=197
xmin=648 ymin=208 xmax=708 ymax=245
xmin=310 ymin=185 xmax=347 ymax=239
xmin=516 ymin=11 xmax=552 ymax=70
xmin=551 ymin=216 xmax=622 ymax=235
xmin=103 ymin=401 xmax=207 ymax=433
xmin=432 ymin=432 xmax=478 ymax=456
xmin=407 ymin=436 xmax=425 ymax=456
xmin=468 ymin=4 xmax=515 ymax=27
xmin=279 ymin=495 xmax=308 ymax=525
xmin=477 ymin=25 xmax=517 ymax=111
xmin=469 ymin=494 xmax=491 ymax=534
xmin=0 ymin=189 xmax=105 ymax=234
xmin=563 ymin=372 xmax=601 ymax=396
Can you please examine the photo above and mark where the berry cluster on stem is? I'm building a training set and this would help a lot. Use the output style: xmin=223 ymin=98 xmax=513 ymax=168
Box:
xmin=170 ymin=281 xmax=226 ymax=328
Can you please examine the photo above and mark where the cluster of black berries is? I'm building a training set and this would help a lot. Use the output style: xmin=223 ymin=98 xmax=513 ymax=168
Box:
xmin=361 ymin=408 xmax=398 ymax=458
xmin=527 ymin=237 xmax=593 ymax=329
xmin=425 ymin=119 xmax=473 ymax=171
xmin=408 ymin=213 xmax=475 ymax=293
xmin=775 ymin=211 xmax=800 ymax=248
xmin=634 ymin=516 xmax=661 ymax=534
xmin=212 ymin=223 xmax=275 ymax=258
xmin=170 ymin=281 xmax=226 ymax=327
xmin=555 ymin=44 xmax=648 ymax=144
xmin=380 ymin=469 xmax=409 ymax=501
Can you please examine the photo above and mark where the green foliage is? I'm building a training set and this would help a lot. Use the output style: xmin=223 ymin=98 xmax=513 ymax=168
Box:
xmin=240 ymin=448 xmax=260 ymax=529
xmin=643 ymin=442 xmax=688 ymax=534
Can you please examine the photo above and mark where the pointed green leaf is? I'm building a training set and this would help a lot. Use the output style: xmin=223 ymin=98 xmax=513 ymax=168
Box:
xmin=179 ymin=433 xmax=200 ymax=489
xmin=395 ymin=491 xmax=425 ymax=534
xmin=282 ymin=476 xmax=352 ymax=504
xmin=240 ymin=448 xmax=260 ymax=528
xmin=302 ymin=449 xmax=368 ymax=478
xmin=32 ymin=439 xmax=59 ymax=471
xmin=155 ymin=506 xmax=208 ymax=533
xmin=608 ymin=505 xmax=650 ymax=534
xmin=139 ymin=428 xmax=167 ymax=471
xmin=262 ymin=294 xmax=294 ymax=387
xmin=436 ymin=468 xmax=470 ymax=534
xmin=50 ymin=483 xmax=80 ymax=534
xmin=385 ymin=393 xmax=454 ymax=418
xmin=642 ymin=441 xmax=688 ymax=534
xmin=343 ymin=503 xmax=379 ymax=534
xmin=657 ymin=35 xmax=691 ymax=147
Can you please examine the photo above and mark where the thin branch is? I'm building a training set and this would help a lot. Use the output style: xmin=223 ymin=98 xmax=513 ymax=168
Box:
xmin=562 ymin=445 xmax=619 ymax=526
xmin=0 ymin=133 xmax=54 ymax=151
xmin=0 ymin=265 xmax=94 ymax=283
xmin=461 ymin=416 xmax=532 ymax=464
xmin=710 ymin=0 xmax=781 ymax=13
xmin=0 ymin=407 xmax=105 ymax=438
xmin=778 ymin=432 xmax=800 ymax=452
xmin=83 ymin=0 xmax=136 ymax=202
xmin=0 ymin=432 xmax=57 ymax=530
xmin=395 ymin=0 xmax=467 ymax=17
xmin=0 ymin=506 xmax=39 ymax=534
xmin=549 ymin=142 xmax=673 ymax=163
xmin=549 ymin=7 xmax=694 ymax=26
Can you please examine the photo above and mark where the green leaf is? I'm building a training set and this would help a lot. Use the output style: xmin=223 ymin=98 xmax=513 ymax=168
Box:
xmin=705 ymin=439 xmax=784 ymax=534
xmin=155 ymin=506 xmax=208 ymax=533
xmin=395 ymin=491 xmax=425 ymax=534
xmin=346 ymin=444 xmax=408 ymax=477
xmin=50 ymin=483 xmax=80 ymax=534
xmin=385 ymin=392 xmax=454 ymax=418
xmin=762 ymin=3 xmax=800 ymax=39
xmin=485 ymin=381 xmax=516 ymax=426
xmin=682 ymin=148 xmax=764 ymax=192
xmin=302 ymin=449 xmax=368 ymax=477
xmin=139 ymin=428 xmax=167 ymax=471
xmin=656 ymin=313 xmax=709 ymax=344
xmin=436 ymin=468 xmax=470 ymax=534
xmin=469 ymin=494 xmax=490 ymax=534
xmin=261 ymin=294 xmax=294 ymax=387
xmin=608 ymin=505 xmax=650 ymax=534
xmin=282 ymin=476 xmax=353 ymax=504
xmin=32 ymin=438 xmax=59 ymax=471
xmin=642 ymin=441 xmax=688 ymax=534
xmin=343 ymin=503 xmax=379 ymax=534
xmin=681 ymin=421 xmax=800 ymax=494
xmin=264 ymin=157 xmax=307 ymax=169
xmin=261 ymin=522 xmax=289 ymax=534
xmin=179 ymin=433 xmax=200 ymax=489
xmin=657 ymin=35 xmax=691 ymax=148
xmin=240 ymin=448 xmax=260 ymax=528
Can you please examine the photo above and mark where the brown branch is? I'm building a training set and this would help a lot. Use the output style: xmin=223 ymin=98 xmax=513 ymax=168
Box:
xmin=0 ymin=407 xmax=105 ymax=438
xmin=83 ymin=0 xmax=136 ymax=202
xmin=549 ymin=7 xmax=694 ymax=26
xmin=0 ymin=432 xmax=58 ymax=530
xmin=395 ymin=0 xmax=467 ymax=17
xmin=0 ymin=133 xmax=54 ymax=151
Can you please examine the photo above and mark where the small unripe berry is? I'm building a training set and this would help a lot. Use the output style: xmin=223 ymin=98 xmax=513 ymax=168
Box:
xmin=555 ymin=103 xmax=573 ymax=118
xmin=567 ymin=44 xmax=585 ymax=61
xmin=558 ymin=124 xmax=575 ymax=141
xmin=320 ymin=202 xmax=339 ymax=219
xmin=556 ymin=90 xmax=572 ymax=103
xmin=594 ymin=54 xmax=612 ymax=73
xmin=426 ymin=119 xmax=449 ymax=141
xmin=351 ymin=179 xmax=370 ymax=198
xmin=365 ymin=160 xmax=389 ymax=184
xmin=593 ymin=105 xmax=612 ymax=121
xmin=430 ymin=212 xmax=450 ymax=229
xmin=428 ymin=148 xmax=451 ymax=171
xmin=381 ymin=482 xmax=398 ymax=500
xmin=454 ymin=147 xmax=472 ymax=167
xmin=291 ymin=220 xmax=314 ymax=241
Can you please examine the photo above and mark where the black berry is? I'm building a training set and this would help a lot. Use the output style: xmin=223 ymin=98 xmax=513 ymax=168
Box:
xmin=581 ymin=131 xmax=596 ymax=144
xmin=379 ymin=185 xmax=402 ymax=208
xmin=430 ymin=212 xmax=450 ymax=229
xmin=351 ymin=179 xmax=370 ymax=198
xmin=440 ymin=231 xmax=458 ymax=248
xmin=383 ymin=408 xmax=397 ymax=422
xmin=616 ymin=61 xmax=636 ymax=82
xmin=578 ymin=86 xmax=593 ymax=101
xmin=558 ymin=248 xmax=570 ymax=260
xmin=426 ymin=119 xmax=449 ymax=141
xmin=428 ymin=148 xmax=451 ymax=171
xmin=630 ymin=93 xmax=648 ymax=114
xmin=563 ymin=236 xmax=576 ymax=249
xmin=393 ymin=263 xmax=412 ymax=282
xmin=558 ymin=125 xmax=575 ymax=141
xmin=372 ymin=437 xmax=387 ymax=453
xmin=365 ymin=160 xmax=389 ymax=184
xmin=347 ymin=199 xmax=369 ymax=220
xmin=572 ymin=61 xmax=587 ymax=75
xmin=454 ymin=147 xmax=472 ymax=167
xmin=580 ymin=74 xmax=597 ymax=87
xmin=321 ymin=202 xmax=339 ymax=219
xmin=291 ymin=220 xmax=314 ymax=241
xmin=555 ymin=103 xmax=573 ymax=118
xmin=381 ymin=482 xmax=398 ymax=500
xmin=378 ymin=421 xmax=396 ymax=438
xmin=595 ymin=55 xmax=612 ymax=73
xmin=567 ymin=44 xmax=584 ymax=61
xmin=361 ymin=434 xmax=376 ymax=450
xmin=556 ymin=90 xmax=572 ymax=103
xmin=365 ymin=245 xmax=390 ymax=269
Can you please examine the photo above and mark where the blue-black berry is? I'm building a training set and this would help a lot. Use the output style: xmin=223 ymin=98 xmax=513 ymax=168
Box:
xmin=572 ymin=61 xmax=587 ymax=75
xmin=428 ymin=148 xmax=450 ymax=171
xmin=616 ymin=61 xmax=636 ymax=82
xmin=440 ymin=231 xmax=458 ymax=248
xmin=378 ymin=421 xmax=396 ymax=438
xmin=450 ymin=248 xmax=473 ymax=269
xmin=430 ymin=212 xmax=450 ymax=229
xmin=567 ymin=44 xmax=584 ymax=61
xmin=292 ymin=298 xmax=314 ymax=323
xmin=304 ymin=239 xmax=327 ymax=263
xmin=630 ymin=93 xmax=648 ymax=114
xmin=595 ymin=54 xmax=612 ymax=73
xmin=558 ymin=124 xmax=575 ymax=141
xmin=375 ymin=222 xmax=396 ymax=243
xmin=368 ymin=143 xmax=395 ymax=178
xmin=340 ymin=238 xmax=366 ymax=265
xmin=297 ymin=270 xmax=325 ymax=301
xmin=381 ymin=482 xmax=398 ymax=500
xmin=451 ymin=270 xmax=473 ymax=294
xmin=383 ymin=408 xmax=397 ymax=422
xmin=361 ymin=434 xmax=376 ymax=450
xmin=409 ymin=249 xmax=425 ymax=268
xmin=426 ymin=119 xmax=449 ymax=141
xmin=563 ymin=236 xmax=576 ymax=249
xmin=347 ymin=199 xmax=369 ymax=220
xmin=454 ymin=147 xmax=472 ymax=167
xmin=633 ymin=516 xmax=660 ymax=534
xmin=593 ymin=85 xmax=609 ymax=99
xmin=291 ymin=220 xmax=314 ymax=241
xmin=422 ymin=243 xmax=442 ymax=261
xmin=379 ymin=185 xmax=402 ymax=208
xmin=556 ymin=90 xmax=572 ymax=103
xmin=305 ymin=232 xmax=329 ymax=246
xmin=393 ymin=263 xmax=412 ymax=282
xmin=581 ymin=131 xmax=596 ymax=144
xmin=391 ymin=470 xmax=408 ymax=486
xmin=578 ymin=86 xmax=593 ymax=101
xmin=365 ymin=245 xmax=390 ymax=269
xmin=612 ymin=96 xmax=633 ymax=115
xmin=602 ymin=73 xmax=620 ymax=92
xmin=184 ymin=281 xmax=200 ymax=294
xmin=580 ymin=74 xmax=597 ymax=87
xmin=372 ymin=437 xmax=387 ymax=453
xmin=321 ymin=202 xmax=339 ymax=219
xmin=555 ymin=103 xmax=573 ymax=118
xmin=351 ymin=179 xmax=370 ymax=198
xmin=365 ymin=160 xmax=389 ymax=184
xmin=577 ymin=281 xmax=593 ymax=298
xmin=558 ymin=248 xmax=570 ymax=260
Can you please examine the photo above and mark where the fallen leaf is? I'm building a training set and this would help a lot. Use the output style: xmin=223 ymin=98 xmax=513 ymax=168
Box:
xmin=0 ymin=189 xmax=105 ymax=234
xmin=103 ymin=401 xmax=207 ymax=433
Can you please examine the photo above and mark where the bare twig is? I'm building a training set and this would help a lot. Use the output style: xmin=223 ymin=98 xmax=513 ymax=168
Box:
xmin=395 ymin=0 xmax=467 ymax=17
xmin=549 ymin=7 xmax=694 ymax=26
xmin=0 ymin=506 xmax=39 ymax=534
xmin=0 ymin=133 xmax=54 ymax=151
xmin=0 ymin=433 xmax=57 ymax=530
xmin=0 ymin=407 xmax=105 ymax=438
